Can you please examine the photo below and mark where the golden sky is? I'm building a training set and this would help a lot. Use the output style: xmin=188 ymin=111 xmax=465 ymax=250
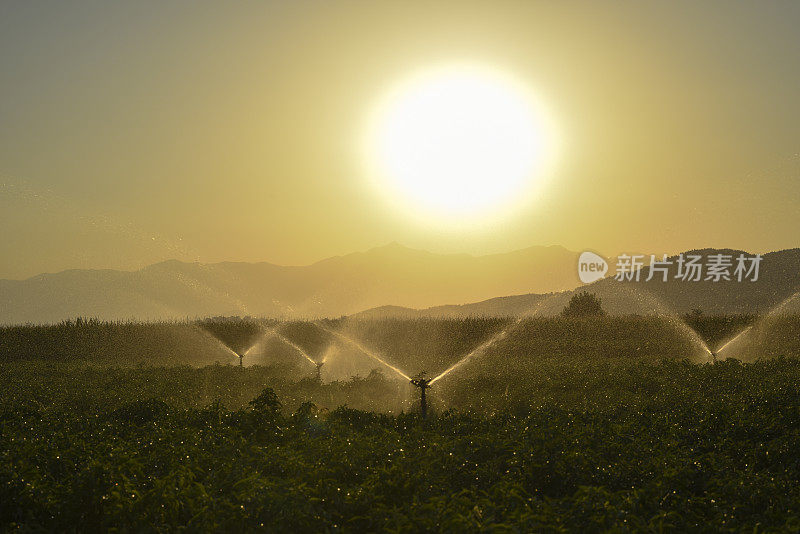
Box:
xmin=1 ymin=1 xmax=799 ymax=278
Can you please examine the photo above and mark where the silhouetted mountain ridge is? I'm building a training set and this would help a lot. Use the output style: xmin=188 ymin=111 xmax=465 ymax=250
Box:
xmin=355 ymin=248 xmax=800 ymax=318
xmin=3 ymin=245 xmax=797 ymax=324
xmin=0 ymin=244 xmax=581 ymax=324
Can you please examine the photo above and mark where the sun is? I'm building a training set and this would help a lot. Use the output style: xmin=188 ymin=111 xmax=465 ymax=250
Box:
xmin=365 ymin=64 xmax=556 ymax=223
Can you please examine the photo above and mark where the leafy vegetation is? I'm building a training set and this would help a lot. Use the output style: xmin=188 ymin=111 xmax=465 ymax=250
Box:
xmin=3 ymin=316 xmax=800 ymax=531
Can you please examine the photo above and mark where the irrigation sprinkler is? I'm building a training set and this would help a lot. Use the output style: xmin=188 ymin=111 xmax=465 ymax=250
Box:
xmin=315 ymin=361 xmax=325 ymax=382
xmin=410 ymin=374 xmax=432 ymax=418
xmin=237 ymin=351 xmax=244 ymax=367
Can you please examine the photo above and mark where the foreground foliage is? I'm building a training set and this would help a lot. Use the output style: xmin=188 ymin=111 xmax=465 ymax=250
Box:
xmin=3 ymin=358 xmax=800 ymax=532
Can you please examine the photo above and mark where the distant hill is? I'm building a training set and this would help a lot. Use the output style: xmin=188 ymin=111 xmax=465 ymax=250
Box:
xmin=0 ymin=243 xmax=583 ymax=324
xmin=3 ymin=245 xmax=798 ymax=325
xmin=353 ymin=294 xmax=560 ymax=319
xmin=353 ymin=248 xmax=800 ymax=318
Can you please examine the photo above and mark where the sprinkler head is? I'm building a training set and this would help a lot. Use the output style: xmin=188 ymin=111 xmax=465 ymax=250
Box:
xmin=410 ymin=373 xmax=430 ymax=389
xmin=314 ymin=361 xmax=325 ymax=381
xmin=410 ymin=373 xmax=431 ymax=418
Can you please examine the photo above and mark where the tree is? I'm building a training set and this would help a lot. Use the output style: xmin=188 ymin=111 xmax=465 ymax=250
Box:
xmin=561 ymin=291 xmax=605 ymax=317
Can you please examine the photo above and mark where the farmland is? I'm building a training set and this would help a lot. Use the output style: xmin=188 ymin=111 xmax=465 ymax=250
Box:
xmin=2 ymin=315 xmax=800 ymax=531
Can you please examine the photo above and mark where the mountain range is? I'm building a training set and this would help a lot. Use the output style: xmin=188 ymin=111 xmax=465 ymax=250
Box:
xmin=0 ymin=243 xmax=580 ymax=324
xmin=355 ymin=248 xmax=800 ymax=318
xmin=1 ymin=244 xmax=798 ymax=325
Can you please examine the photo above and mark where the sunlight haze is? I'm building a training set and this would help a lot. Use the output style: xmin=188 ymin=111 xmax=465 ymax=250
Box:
xmin=2 ymin=1 xmax=800 ymax=278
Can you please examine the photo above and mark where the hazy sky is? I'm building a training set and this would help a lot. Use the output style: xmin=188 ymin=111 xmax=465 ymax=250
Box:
xmin=2 ymin=1 xmax=800 ymax=279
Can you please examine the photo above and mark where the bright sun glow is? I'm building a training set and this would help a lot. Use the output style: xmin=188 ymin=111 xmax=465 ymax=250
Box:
xmin=366 ymin=64 xmax=556 ymax=223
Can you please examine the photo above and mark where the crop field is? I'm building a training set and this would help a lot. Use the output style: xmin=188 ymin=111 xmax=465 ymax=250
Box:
xmin=2 ymin=315 xmax=800 ymax=531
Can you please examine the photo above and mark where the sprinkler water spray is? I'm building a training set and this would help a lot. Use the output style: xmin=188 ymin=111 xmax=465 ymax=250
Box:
xmin=314 ymin=323 xmax=411 ymax=380
xmin=410 ymin=373 xmax=432 ymax=418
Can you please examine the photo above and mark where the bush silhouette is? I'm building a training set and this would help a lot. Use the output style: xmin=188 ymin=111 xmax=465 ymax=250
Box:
xmin=562 ymin=291 xmax=605 ymax=317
